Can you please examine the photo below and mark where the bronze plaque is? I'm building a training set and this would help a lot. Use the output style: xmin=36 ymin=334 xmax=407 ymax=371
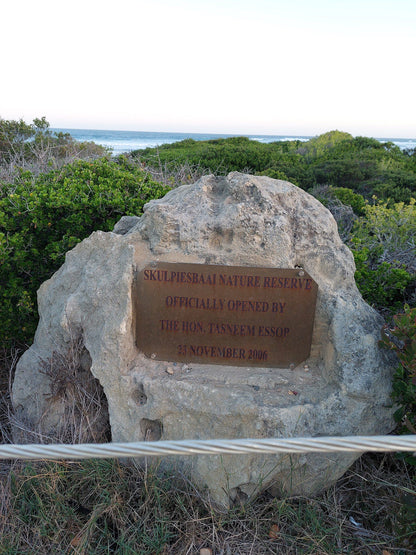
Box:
xmin=135 ymin=262 xmax=318 ymax=368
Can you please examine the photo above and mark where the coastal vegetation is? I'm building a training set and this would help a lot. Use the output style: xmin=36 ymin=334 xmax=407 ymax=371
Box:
xmin=0 ymin=156 xmax=169 ymax=346
xmin=0 ymin=117 xmax=108 ymax=179
xmin=133 ymin=129 xmax=416 ymax=203
xmin=0 ymin=118 xmax=415 ymax=552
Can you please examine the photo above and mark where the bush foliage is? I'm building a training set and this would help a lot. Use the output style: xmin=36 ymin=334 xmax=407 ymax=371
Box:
xmin=0 ymin=157 xmax=170 ymax=346
xmin=380 ymin=305 xmax=416 ymax=463
xmin=0 ymin=117 xmax=107 ymax=178
xmin=349 ymin=199 xmax=416 ymax=312
xmin=133 ymin=130 xmax=416 ymax=202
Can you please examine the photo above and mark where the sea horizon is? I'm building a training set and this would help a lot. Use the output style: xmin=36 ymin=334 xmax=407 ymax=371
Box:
xmin=52 ymin=128 xmax=416 ymax=156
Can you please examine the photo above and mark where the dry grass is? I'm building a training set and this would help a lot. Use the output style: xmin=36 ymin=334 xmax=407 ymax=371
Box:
xmin=0 ymin=140 xmax=109 ymax=183
xmin=36 ymin=339 xmax=111 ymax=445
xmin=127 ymin=151 xmax=219 ymax=188
xmin=2 ymin=340 xmax=111 ymax=447
xmin=0 ymin=453 xmax=414 ymax=554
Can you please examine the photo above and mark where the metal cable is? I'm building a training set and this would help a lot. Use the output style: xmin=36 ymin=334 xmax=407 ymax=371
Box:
xmin=0 ymin=435 xmax=415 ymax=460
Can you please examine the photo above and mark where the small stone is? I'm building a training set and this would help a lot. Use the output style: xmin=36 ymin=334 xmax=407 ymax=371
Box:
xmin=166 ymin=366 xmax=174 ymax=375
xmin=150 ymin=353 xmax=156 ymax=359
xmin=304 ymin=364 xmax=309 ymax=371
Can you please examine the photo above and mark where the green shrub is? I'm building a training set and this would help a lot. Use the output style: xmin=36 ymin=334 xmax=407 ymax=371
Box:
xmin=0 ymin=158 xmax=170 ymax=347
xmin=349 ymin=199 xmax=416 ymax=311
xmin=257 ymin=168 xmax=293 ymax=183
xmin=299 ymin=130 xmax=353 ymax=157
xmin=372 ymin=182 xmax=414 ymax=203
xmin=133 ymin=131 xmax=416 ymax=199
xmin=0 ymin=116 xmax=108 ymax=175
xmin=330 ymin=187 xmax=366 ymax=215
xmin=351 ymin=199 xmax=416 ymax=270
xmin=379 ymin=305 xmax=416 ymax=463
xmin=353 ymin=249 xmax=413 ymax=311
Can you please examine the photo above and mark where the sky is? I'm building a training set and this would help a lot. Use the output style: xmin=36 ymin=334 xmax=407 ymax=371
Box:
xmin=1 ymin=0 xmax=415 ymax=137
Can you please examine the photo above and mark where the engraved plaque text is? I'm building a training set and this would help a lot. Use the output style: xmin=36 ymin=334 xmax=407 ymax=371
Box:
xmin=135 ymin=262 xmax=318 ymax=368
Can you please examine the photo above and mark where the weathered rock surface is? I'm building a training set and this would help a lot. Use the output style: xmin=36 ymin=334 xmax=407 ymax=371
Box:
xmin=12 ymin=172 xmax=395 ymax=507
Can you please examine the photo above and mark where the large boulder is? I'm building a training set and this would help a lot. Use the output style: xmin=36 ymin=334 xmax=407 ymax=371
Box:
xmin=12 ymin=172 xmax=395 ymax=507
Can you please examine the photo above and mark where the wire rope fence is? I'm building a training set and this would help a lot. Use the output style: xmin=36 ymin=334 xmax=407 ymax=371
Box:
xmin=1 ymin=434 xmax=416 ymax=461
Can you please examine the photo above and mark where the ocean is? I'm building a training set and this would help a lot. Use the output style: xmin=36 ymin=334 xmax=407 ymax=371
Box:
xmin=52 ymin=128 xmax=416 ymax=156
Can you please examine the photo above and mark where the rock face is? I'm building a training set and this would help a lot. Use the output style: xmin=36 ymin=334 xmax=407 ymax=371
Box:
xmin=12 ymin=172 xmax=395 ymax=507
